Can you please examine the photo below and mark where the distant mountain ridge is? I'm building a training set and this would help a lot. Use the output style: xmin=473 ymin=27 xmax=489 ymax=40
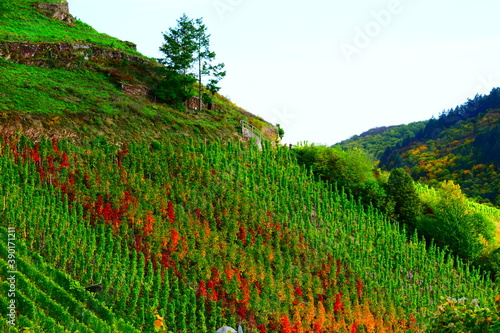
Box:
xmin=358 ymin=125 xmax=399 ymax=137
xmin=337 ymin=88 xmax=500 ymax=206
xmin=337 ymin=121 xmax=427 ymax=160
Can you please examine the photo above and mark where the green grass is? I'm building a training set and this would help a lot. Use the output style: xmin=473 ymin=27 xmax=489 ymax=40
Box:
xmin=0 ymin=56 xmax=268 ymax=143
xmin=0 ymin=58 xmax=121 ymax=114
xmin=0 ymin=0 xmax=140 ymax=55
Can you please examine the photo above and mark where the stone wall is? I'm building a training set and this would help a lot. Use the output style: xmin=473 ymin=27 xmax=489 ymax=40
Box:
xmin=241 ymin=124 xmax=262 ymax=149
xmin=0 ymin=42 xmax=154 ymax=98
xmin=186 ymin=97 xmax=203 ymax=110
xmin=0 ymin=42 xmax=147 ymax=68
xmin=186 ymin=97 xmax=220 ymax=111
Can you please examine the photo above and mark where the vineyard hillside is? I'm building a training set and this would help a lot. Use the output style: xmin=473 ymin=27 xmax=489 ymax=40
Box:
xmin=1 ymin=1 xmax=500 ymax=332
xmin=1 ymin=136 xmax=499 ymax=332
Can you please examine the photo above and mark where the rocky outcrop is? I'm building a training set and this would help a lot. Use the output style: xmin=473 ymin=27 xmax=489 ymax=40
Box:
xmin=239 ymin=110 xmax=277 ymax=141
xmin=120 ymin=41 xmax=137 ymax=52
xmin=262 ymin=124 xmax=278 ymax=140
xmin=120 ymin=83 xmax=150 ymax=98
xmin=32 ymin=2 xmax=74 ymax=24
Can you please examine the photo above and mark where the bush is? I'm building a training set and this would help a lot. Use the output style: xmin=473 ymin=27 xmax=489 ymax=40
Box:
xmin=153 ymin=69 xmax=195 ymax=108
xmin=426 ymin=296 xmax=500 ymax=332
xmin=385 ymin=168 xmax=421 ymax=232
xmin=294 ymin=145 xmax=392 ymax=213
xmin=150 ymin=141 xmax=162 ymax=151
xmin=417 ymin=181 xmax=496 ymax=262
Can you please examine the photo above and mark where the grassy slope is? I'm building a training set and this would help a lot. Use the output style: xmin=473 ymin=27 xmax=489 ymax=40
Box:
xmin=0 ymin=0 xmax=276 ymax=143
xmin=0 ymin=0 xmax=141 ymax=54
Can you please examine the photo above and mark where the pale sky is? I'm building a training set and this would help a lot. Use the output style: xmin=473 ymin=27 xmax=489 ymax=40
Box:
xmin=68 ymin=0 xmax=500 ymax=145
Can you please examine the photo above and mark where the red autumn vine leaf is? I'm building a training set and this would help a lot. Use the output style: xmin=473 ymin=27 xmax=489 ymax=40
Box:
xmin=167 ymin=201 xmax=175 ymax=224
xmin=170 ymin=228 xmax=179 ymax=251
xmin=30 ymin=143 xmax=41 ymax=164
xmin=356 ymin=278 xmax=363 ymax=299
xmin=69 ymin=172 xmax=75 ymax=186
xmin=280 ymin=315 xmax=293 ymax=333
xmin=334 ymin=292 xmax=344 ymax=313
xmin=51 ymin=137 xmax=60 ymax=154
xmin=142 ymin=211 xmax=155 ymax=236
xmin=61 ymin=152 xmax=70 ymax=168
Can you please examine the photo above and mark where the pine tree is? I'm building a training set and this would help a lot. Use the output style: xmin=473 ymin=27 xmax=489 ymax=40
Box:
xmin=157 ymin=14 xmax=197 ymax=106
xmin=158 ymin=14 xmax=225 ymax=110
xmin=159 ymin=14 xmax=196 ymax=75
xmin=192 ymin=17 xmax=226 ymax=110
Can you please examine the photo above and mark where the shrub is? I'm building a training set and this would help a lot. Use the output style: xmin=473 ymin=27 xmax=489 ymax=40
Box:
xmin=294 ymin=145 xmax=391 ymax=213
xmin=385 ymin=168 xmax=421 ymax=232
xmin=426 ymin=296 xmax=500 ymax=332
xmin=417 ymin=181 xmax=496 ymax=262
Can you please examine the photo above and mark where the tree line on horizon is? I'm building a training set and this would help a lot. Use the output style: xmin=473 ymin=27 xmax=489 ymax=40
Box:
xmin=338 ymin=88 xmax=500 ymax=207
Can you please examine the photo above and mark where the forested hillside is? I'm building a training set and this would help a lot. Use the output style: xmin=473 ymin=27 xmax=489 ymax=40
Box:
xmin=337 ymin=122 xmax=426 ymax=160
xmin=1 ymin=0 xmax=500 ymax=332
xmin=337 ymin=89 xmax=500 ymax=206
